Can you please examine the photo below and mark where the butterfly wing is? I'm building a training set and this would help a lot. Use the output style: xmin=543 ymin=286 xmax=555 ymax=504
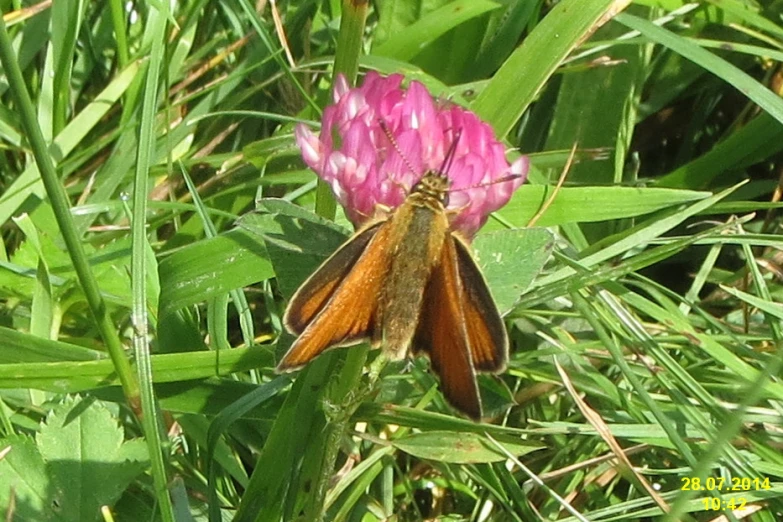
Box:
xmin=278 ymin=222 xmax=391 ymax=371
xmin=452 ymin=235 xmax=508 ymax=373
xmin=284 ymin=222 xmax=382 ymax=334
xmin=413 ymin=236 xmax=482 ymax=420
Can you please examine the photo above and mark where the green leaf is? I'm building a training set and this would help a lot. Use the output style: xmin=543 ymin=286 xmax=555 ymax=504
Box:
xmin=0 ymin=398 xmax=148 ymax=522
xmin=36 ymin=397 xmax=148 ymax=522
xmin=0 ymin=435 xmax=51 ymax=521
xmin=472 ymin=0 xmax=632 ymax=137
xmin=472 ymin=228 xmax=554 ymax=313
xmin=12 ymin=214 xmax=55 ymax=339
xmin=470 ymin=0 xmax=538 ymax=78
xmin=544 ymin=16 xmax=647 ymax=241
xmin=237 ymin=199 xmax=349 ymax=298
xmin=657 ymin=112 xmax=783 ymax=189
xmin=0 ymin=326 xmax=101 ymax=364
xmin=374 ymin=0 xmax=501 ymax=60
xmin=157 ymin=228 xmax=274 ymax=317
xmin=392 ymin=431 xmax=541 ymax=463
xmin=488 ymin=185 xmax=710 ymax=229
xmin=0 ymin=60 xmax=140 ymax=227
xmin=0 ymin=343 xmax=271 ymax=392
xmin=616 ymin=13 xmax=783 ymax=127
xmin=50 ymin=0 xmax=84 ymax=134
xmin=720 ymin=285 xmax=783 ymax=321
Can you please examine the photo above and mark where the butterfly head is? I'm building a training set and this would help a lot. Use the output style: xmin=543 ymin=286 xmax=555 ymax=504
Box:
xmin=411 ymin=170 xmax=450 ymax=206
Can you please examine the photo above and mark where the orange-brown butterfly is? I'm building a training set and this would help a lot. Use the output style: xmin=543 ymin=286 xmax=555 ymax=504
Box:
xmin=276 ymin=133 xmax=508 ymax=420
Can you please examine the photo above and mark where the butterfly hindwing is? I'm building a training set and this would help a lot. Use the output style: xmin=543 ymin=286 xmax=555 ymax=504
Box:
xmin=452 ymin=235 xmax=508 ymax=373
xmin=413 ymin=236 xmax=482 ymax=420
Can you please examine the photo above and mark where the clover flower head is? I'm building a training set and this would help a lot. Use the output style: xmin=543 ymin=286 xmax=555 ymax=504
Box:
xmin=295 ymin=72 xmax=528 ymax=238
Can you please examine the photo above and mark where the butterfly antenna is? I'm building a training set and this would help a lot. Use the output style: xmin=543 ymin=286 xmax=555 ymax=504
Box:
xmin=450 ymin=173 xmax=523 ymax=192
xmin=379 ymin=119 xmax=418 ymax=176
xmin=438 ymin=129 xmax=462 ymax=177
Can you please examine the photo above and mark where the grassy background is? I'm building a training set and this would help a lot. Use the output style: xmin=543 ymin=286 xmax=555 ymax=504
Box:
xmin=1 ymin=0 xmax=783 ymax=521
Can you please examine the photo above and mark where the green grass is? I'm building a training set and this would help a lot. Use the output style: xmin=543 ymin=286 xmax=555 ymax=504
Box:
xmin=1 ymin=1 xmax=783 ymax=521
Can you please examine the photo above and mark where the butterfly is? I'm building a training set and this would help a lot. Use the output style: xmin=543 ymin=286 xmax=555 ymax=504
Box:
xmin=276 ymin=133 xmax=509 ymax=420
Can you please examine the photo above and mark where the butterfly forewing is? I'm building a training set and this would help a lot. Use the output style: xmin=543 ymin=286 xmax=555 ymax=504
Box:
xmin=453 ymin=236 xmax=509 ymax=372
xmin=278 ymin=223 xmax=392 ymax=370
xmin=413 ymin=236 xmax=482 ymax=420
xmin=284 ymin=223 xmax=382 ymax=335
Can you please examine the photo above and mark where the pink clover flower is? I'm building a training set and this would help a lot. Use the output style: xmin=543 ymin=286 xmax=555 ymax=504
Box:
xmin=294 ymin=72 xmax=528 ymax=238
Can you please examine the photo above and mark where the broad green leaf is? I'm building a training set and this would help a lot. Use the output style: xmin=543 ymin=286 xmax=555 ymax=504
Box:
xmin=0 ymin=344 xmax=271 ymax=392
xmin=0 ymin=401 xmax=148 ymax=522
xmin=237 ymin=200 xmax=349 ymax=299
xmin=157 ymin=228 xmax=274 ymax=317
xmin=0 ymin=435 xmax=51 ymax=521
xmin=36 ymin=397 xmax=148 ymax=522
xmin=472 ymin=228 xmax=554 ymax=313
xmin=470 ymin=0 xmax=538 ymax=78
xmin=472 ymin=0 xmax=633 ymax=137
xmin=489 ymin=185 xmax=710 ymax=229
xmin=91 ymin=379 xmax=280 ymax=419
xmin=0 ymin=326 xmax=102 ymax=363
xmin=532 ymin=183 xmax=739 ymax=290
xmin=375 ymin=1 xmax=502 ymax=61
xmin=392 ymin=431 xmax=541 ymax=463
xmin=544 ymin=15 xmax=647 ymax=242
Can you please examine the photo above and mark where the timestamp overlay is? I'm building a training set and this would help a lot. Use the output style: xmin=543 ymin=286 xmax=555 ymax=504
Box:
xmin=680 ymin=476 xmax=783 ymax=512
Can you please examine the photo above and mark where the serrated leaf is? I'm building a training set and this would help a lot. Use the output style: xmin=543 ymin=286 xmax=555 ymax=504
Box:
xmin=35 ymin=397 xmax=148 ymax=521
